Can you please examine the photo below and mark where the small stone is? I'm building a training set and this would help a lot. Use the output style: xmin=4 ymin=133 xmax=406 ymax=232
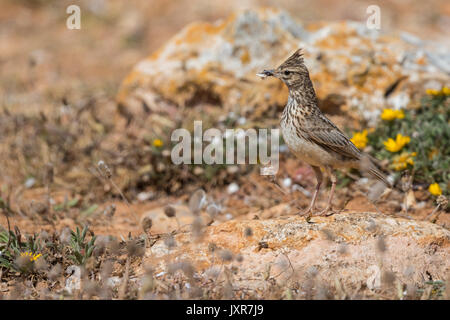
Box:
xmin=137 ymin=192 xmax=155 ymax=202
xmin=24 ymin=178 xmax=36 ymax=189
xmin=282 ymin=178 xmax=292 ymax=188
xmin=227 ymin=183 xmax=239 ymax=194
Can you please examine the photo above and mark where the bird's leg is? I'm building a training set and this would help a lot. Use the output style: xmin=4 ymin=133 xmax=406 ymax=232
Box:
xmin=317 ymin=167 xmax=336 ymax=216
xmin=299 ymin=166 xmax=322 ymax=218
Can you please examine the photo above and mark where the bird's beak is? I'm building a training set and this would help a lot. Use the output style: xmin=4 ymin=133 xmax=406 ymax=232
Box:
xmin=256 ymin=69 xmax=275 ymax=79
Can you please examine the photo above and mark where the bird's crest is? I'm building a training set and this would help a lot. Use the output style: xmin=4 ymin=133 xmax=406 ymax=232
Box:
xmin=280 ymin=49 xmax=304 ymax=68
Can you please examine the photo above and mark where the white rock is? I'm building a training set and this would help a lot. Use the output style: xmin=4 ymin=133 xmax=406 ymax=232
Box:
xmin=24 ymin=177 xmax=36 ymax=189
xmin=137 ymin=192 xmax=155 ymax=202
xmin=282 ymin=177 xmax=292 ymax=188
xmin=227 ymin=183 xmax=239 ymax=194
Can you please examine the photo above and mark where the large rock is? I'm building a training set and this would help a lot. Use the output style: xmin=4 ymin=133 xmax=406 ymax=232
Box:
xmin=117 ymin=7 xmax=449 ymax=127
xmin=142 ymin=211 xmax=450 ymax=297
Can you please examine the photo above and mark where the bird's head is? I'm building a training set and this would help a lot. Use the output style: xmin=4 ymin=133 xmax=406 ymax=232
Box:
xmin=257 ymin=49 xmax=309 ymax=89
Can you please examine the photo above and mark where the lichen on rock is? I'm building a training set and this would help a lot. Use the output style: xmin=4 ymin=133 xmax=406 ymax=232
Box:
xmin=117 ymin=7 xmax=450 ymax=128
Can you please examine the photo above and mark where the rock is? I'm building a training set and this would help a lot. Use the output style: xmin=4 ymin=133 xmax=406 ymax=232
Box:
xmin=117 ymin=7 xmax=449 ymax=128
xmin=64 ymin=266 xmax=81 ymax=295
xmin=142 ymin=211 xmax=449 ymax=296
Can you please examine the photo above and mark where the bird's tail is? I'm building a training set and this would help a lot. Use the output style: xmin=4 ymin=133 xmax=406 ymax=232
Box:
xmin=360 ymin=154 xmax=392 ymax=188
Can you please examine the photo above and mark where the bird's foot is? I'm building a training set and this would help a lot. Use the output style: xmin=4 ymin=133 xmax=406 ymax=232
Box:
xmin=315 ymin=207 xmax=336 ymax=217
xmin=297 ymin=207 xmax=314 ymax=223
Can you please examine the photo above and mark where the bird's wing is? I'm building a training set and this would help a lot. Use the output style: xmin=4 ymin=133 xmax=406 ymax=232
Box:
xmin=300 ymin=114 xmax=362 ymax=161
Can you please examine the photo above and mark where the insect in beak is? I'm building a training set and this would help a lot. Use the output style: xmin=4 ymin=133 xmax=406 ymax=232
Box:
xmin=256 ymin=69 xmax=275 ymax=79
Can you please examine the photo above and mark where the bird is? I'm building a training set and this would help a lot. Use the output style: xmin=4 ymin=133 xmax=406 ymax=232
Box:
xmin=257 ymin=49 xmax=391 ymax=217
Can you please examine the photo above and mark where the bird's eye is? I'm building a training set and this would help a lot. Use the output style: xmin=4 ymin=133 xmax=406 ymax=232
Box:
xmin=283 ymin=70 xmax=291 ymax=76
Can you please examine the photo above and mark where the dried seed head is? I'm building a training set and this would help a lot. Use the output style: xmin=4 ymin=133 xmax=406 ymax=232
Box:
xmin=436 ymin=195 xmax=448 ymax=208
xmin=206 ymin=203 xmax=219 ymax=218
xmin=168 ymin=261 xmax=195 ymax=279
xmin=59 ymin=227 xmax=72 ymax=245
xmin=126 ymin=238 xmax=145 ymax=257
xmin=189 ymin=189 xmax=206 ymax=214
xmin=219 ymin=249 xmax=233 ymax=262
xmin=188 ymin=286 xmax=203 ymax=298
xmin=83 ymin=280 xmax=99 ymax=299
xmin=15 ymin=255 xmax=33 ymax=272
xmin=39 ymin=230 xmax=50 ymax=242
xmin=306 ymin=266 xmax=319 ymax=278
xmin=366 ymin=219 xmax=377 ymax=232
xmin=164 ymin=205 xmax=176 ymax=218
xmin=314 ymin=284 xmax=333 ymax=300
xmin=208 ymin=242 xmax=217 ymax=253
xmin=401 ymin=174 xmax=412 ymax=192
xmin=167 ymin=262 xmax=178 ymax=274
xmin=97 ymin=160 xmax=112 ymax=179
xmin=30 ymin=200 xmax=47 ymax=215
xmin=275 ymin=255 xmax=288 ymax=270
xmin=403 ymin=265 xmax=415 ymax=277
xmin=205 ymin=266 xmax=221 ymax=279
xmin=103 ymin=204 xmax=116 ymax=218
xmin=142 ymin=216 xmax=153 ymax=233
xmin=144 ymin=265 xmax=155 ymax=276
xmin=406 ymin=283 xmax=417 ymax=298
xmin=376 ymin=235 xmax=387 ymax=253
xmin=368 ymin=181 xmax=387 ymax=202
xmin=107 ymin=238 xmax=120 ymax=255
xmin=223 ymin=282 xmax=234 ymax=299
xmin=101 ymin=260 xmax=113 ymax=281
xmin=156 ymin=162 xmax=166 ymax=172
xmin=164 ymin=234 xmax=176 ymax=249
xmin=337 ymin=243 xmax=348 ymax=255
xmin=181 ymin=261 xmax=195 ymax=278
xmin=34 ymin=256 xmax=48 ymax=271
xmin=44 ymin=163 xmax=54 ymax=185
xmin=192 ymin=217 xmax=204 ymax=239
xmin=94 ymin=235 xmax=111 ymax=256
xmin=321 ymin=228 xmax=335 ymax=241
xmin=47 ymin=263 xmax=62 ymax=281
xmin=244 ymin=227 xmax=253 ymax=237
xmin=382 ymin=271 xmax=396 ymax=285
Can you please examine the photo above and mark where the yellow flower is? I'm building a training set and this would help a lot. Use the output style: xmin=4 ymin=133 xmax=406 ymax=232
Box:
xmin=20 ymin=251 xmax=42 ymax=262
xmin=383 ymin=133 xmax=411 ymax=152
xmin=428 ymin=148 xmax=439 ymax=160
xmin=380 ymin=109 xmax=405 ymax=121
xmin=350 ymin=130 xmax=368 ymax=149
xmin=426 ymin=87 xmax=450 ymax=96
xmin=391 ymin=152 xmax=416 ymax=171
xmin=152 ymin=139 xmax=163 ymax=148
xmin=426 ymin=88 xmax=440 ymax=96
xmin=428 ymin=183 xmax=442 ymax=196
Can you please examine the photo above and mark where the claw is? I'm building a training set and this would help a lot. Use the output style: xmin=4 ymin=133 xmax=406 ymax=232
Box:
xmin=316 ymin=210 xmax=335 ymax=217
xmin=315 ymin=207 xmax=340 ymax=217
xmin=297 ymin=207 xmax=314 ymax=223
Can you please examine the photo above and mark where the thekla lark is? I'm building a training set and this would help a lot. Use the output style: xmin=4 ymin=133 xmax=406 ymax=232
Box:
xmin=258 ymin=49 xmax=391 ymax=217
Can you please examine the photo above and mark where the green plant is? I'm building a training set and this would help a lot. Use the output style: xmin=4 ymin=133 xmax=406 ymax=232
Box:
xmin=68 ymin=225 xmax=97 ymax=265
xmin=0 ymin=226 xmax=42 ymax=273
xmin=417 ymin=280 xmax=446 ymax=299
xmin=353 ymin=92 xmax=449 ymax=195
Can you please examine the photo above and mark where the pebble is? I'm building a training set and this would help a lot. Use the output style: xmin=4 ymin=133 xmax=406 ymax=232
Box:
xmin=24 ymin=177 xmax=36 ymax=189
xmin=282 ymin=177 xmax=292 ymax=188
xmin=227 ymin=183 xmax=239 ymax=194
xmin=137 ymin=192 xmax=155 ymax=202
